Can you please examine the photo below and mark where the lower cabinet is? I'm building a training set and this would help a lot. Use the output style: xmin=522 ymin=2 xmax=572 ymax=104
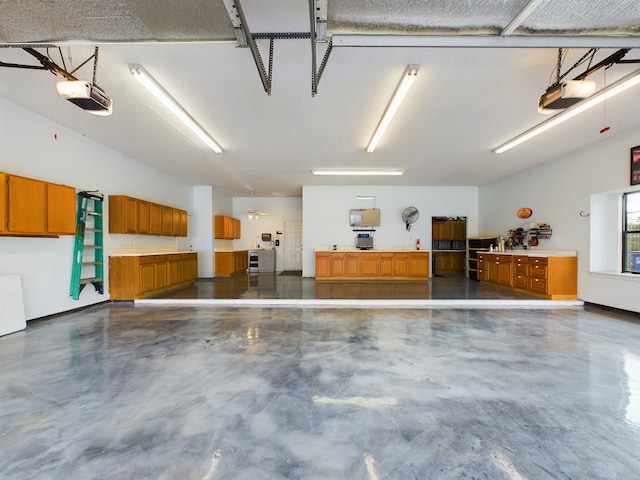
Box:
xmin=109 ymin=252 xmax=198 ymax=300
xmin=215 ymin=250 xmax=248 ymax=277
xmin=478 ymin=253 xmax=577 ymax=300
xmin=316 ymin=251 xmax=429 ymax=279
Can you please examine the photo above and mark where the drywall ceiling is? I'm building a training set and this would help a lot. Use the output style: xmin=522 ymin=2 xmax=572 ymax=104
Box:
xmin=1 ymin=0 xmax=640 ymax=197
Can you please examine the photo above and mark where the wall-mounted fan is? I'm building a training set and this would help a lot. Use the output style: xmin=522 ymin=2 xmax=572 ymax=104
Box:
xmin=402 ymin=206 xmax=419 ymax=231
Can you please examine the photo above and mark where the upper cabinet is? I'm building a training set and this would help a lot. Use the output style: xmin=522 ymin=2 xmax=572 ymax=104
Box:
xmin=109 ymin=195 xmax=188 ymax=237
xmin=0 ymin=172 xmax=76 ymax=237
xmin=432 ymin=218 xmax=466 ymax=242
xmin=214 ymin=215 xmax=241 ymax=239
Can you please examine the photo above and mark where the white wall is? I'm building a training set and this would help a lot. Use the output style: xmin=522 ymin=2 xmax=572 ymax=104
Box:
xmin=233 ymin=196 xmax=302 ymax=271
xmin=0 ymin=97 xmax=193 ymax=320
xmin=302 ymin=185 xmax=478 ymax=277
xmin=479 ymin=129 xmax=640 ymax=313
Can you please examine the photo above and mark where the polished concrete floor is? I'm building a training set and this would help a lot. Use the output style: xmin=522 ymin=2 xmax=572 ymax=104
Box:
xmin=152 ymin=274 xmax=535 ymax=301
xmin=2 ymin=294 xmax=640 ymax=479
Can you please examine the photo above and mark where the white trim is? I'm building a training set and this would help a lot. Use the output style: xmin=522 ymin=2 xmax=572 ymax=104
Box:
xmin=590 ymin=272 xmax=640 ymax=283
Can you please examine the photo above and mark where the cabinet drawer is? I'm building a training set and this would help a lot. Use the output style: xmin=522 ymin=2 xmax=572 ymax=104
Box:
xmin=514 ymin=263 xmax=528 ymax=275
xmin=514 ymin=275 xmax=528 ymax=288
xmin=529 ymin=264 xmax=547 ymax=279
xmin=529 ymin=277 xmax=547 ymax=293
xmin=530 ymin=257 xmax=548 ymax=266
xmin=514 ymin=255 xmax=528 ymax=265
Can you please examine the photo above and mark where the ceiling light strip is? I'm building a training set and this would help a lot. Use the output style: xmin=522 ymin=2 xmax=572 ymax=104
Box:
xmin=494 ymin=68 xmax=640 ymax=154
xmin=366 ymin=65 xmax=419 ymax=153
xmin=128 ymin=64 xmax=223 ymax=154
xmin=312 ymin=169 xmax=404 ymax=176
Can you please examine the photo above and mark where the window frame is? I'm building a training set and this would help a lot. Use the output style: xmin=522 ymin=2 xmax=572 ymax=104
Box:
xmin=622 ymin=191 xmax=640 ymax=274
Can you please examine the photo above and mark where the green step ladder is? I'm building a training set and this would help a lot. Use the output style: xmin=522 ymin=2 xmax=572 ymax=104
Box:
xmin=70 ymin=191 xmax=104 ymax=300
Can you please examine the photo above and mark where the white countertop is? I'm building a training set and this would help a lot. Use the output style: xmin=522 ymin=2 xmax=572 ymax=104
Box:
xmin=110 ymin=250 xmax=195 ymax=257
xmin=479 ymin=249 xmax=577 ymax=257
xmin=316 ymin=247 xmax=429 ymax=253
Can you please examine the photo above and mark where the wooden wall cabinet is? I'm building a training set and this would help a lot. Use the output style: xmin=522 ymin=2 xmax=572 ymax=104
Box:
xmin=215 ymin=250 xmax=248 ymax=277
xmin=214 ymin=215 xmax=241 ymax=240
xmin=316 ymin=250 xmax=429 ymax=280
xmin=109 ymin=195 xmax=187 ymax=237
xmin=109 ymin=252 xmax=198 ymax=300
xmin=433 ymin=219 xmax=466 ymax=241
xmin=0 ymin=172 xmax=75 ymax=237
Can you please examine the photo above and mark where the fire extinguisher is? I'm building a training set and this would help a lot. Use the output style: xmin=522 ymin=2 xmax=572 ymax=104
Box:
xmin=416 ymin=239 xmax=421 ymax=250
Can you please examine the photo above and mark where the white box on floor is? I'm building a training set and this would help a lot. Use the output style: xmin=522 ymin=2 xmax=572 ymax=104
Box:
xmin=0 ymin=275 xmax=26 ymax=336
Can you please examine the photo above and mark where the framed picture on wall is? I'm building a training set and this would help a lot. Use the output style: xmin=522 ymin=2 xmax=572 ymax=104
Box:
xmin=632 ymin=145 xmax=640 ymax=185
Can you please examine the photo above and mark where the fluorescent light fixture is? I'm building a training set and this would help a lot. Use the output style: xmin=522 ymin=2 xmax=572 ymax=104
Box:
xmin=128 ymin=64 xmax=222 ymax=154
xmin=356 ymin=195 xmax=376 ymax=200
xmin=495 ymin=69 xmax=640 ymax=154
xmin=366 ymin=64 xmax=419 ymax=153
xmin=312 ymin=169 xmax=404 ymax=176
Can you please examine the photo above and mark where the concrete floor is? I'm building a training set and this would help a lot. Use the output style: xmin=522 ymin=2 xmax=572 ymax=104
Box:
xmin=1 ymin=276 xmax=640 ymax=479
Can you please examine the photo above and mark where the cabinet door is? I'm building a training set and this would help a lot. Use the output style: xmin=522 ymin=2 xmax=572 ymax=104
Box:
xmin=155 ymin=256 xmax=168 ymax=289
xmin=330 ymin=254 xmax=345 ymax=276
xmin=214 ymin=215 xmax=224 ymax=239
xmin=0 ymin=172 xmax=6 ymax=233
xmin=167 ymin=256 xmax=182 ymax=284
xmin=345 ymin=253 xmax=360 ymax=276
xmin=451 ymin=220 xmax=466 ymax=240
xmin=161 ymin=206 xmax=173 ymax=236
xmin=137 ymin=200 xmax=150 ymax=234
xmin=380 ymin=253 xmax=394 ymax=277
xmin=316 ymin=253 xmax=330 ymax=277
xmin=139 ymin=260 xmax=156 ymax=293
xmin=171 ymin=209 xmax=181 ymax=237
xmin=107 ymin=195 xmax=138 ymax=234
xmin=149 ymin=203 xmax=162 ymax=235
xmin=408 ymin=252 xmax=429 ymax=278
xmin=432 ymin=221 xmax=448 ymax=240
xmin=46 ymin=183 xmax=76 ymax=234
xmin=497 ymin=263 xmax=512 ymax=286
xmin=182 ymin=253 xmax=198 ymax=282
xmin=8 ymin=175 xmax=46 ymax=233
xmin=179 ymin=210 xmax=188 ymax=237
xmin=394 ymin=253 xmax=409 ymax=277
xmin=233 ymin=218 xmax=241 ymax=239
xmin=361 ymin=253 xmax=380 ymax=276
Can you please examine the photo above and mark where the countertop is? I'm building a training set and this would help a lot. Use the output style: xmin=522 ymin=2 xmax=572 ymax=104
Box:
xmin=316 ymin=247 xmax=429 ymax=253
xmin=110 ymin=250 xmax=195 ymax=257
xmin=478 ymin=249 xmax=577 ymax=257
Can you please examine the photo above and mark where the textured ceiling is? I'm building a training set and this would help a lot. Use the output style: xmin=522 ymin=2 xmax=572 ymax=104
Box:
xmin=2 ymin=0 xmax=640 ymax=43
xmin=1 ymin=1 xmax=640 ymax=197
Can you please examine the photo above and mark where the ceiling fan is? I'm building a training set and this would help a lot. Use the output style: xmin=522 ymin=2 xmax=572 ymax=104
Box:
xmin=247 ymin=192 xmax=269 ymax=220
xmin=402 ymin=206 xmax=420 ymax=231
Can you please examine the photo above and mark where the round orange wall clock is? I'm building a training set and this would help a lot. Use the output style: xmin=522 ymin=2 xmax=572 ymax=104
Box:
xmin=517 ymin=207 xmax=532 ymax=219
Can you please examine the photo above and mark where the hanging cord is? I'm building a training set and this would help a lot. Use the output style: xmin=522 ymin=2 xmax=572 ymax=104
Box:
xmin=600 ymin=67 xmax=610 ymax=133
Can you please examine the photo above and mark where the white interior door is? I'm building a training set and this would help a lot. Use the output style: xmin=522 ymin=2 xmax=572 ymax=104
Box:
xmin=284 ymin=221 xmax=303 ymax=271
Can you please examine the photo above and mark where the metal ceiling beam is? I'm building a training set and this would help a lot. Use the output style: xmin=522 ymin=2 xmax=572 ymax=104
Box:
xmin=501 ymin=0 xmax=546 ymax=36
xmin=308 ymin=0 xmax=333 ymax=96
xmin=230 ymin=0 xmax=271 ymax=95
xmin=332 ymin=34 xmax=640 ymax=49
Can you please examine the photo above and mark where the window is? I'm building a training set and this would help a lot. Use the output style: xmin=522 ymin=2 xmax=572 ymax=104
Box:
xmin=623 ymin=191 xmax=640 ymax=273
